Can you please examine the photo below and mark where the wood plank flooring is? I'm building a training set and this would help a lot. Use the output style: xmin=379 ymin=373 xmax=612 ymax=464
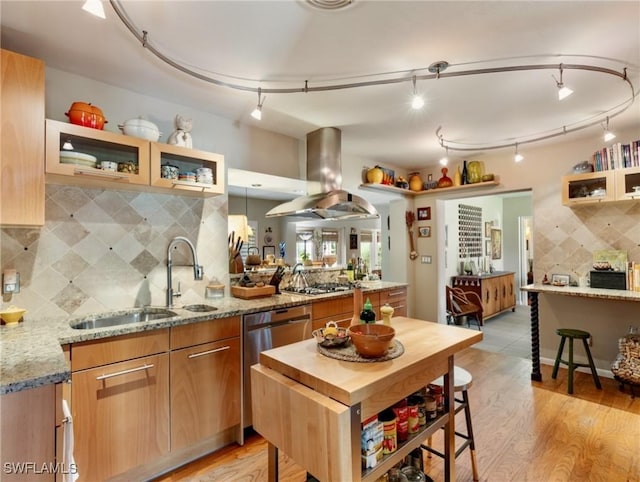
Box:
xmin=154 ymin=346 xmax=640 ymax=482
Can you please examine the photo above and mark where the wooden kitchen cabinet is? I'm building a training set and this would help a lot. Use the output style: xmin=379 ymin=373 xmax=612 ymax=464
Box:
xmin=452 ymin=272 xmax=515 ymax=321
xmin=150 ymin=142 xmax=224 ymax=195
xmin=312 ymin=295 xmax=354 ymax=331
xmin=45 ymin=119 xmax=224 ymax=196
xmin=169 ymin=316 xmax=241 ymax=451
xmin=1 ymin=384 xmax=56 ymax=481
xmin=1 ymin=49 xmax=45 ymax=226
xmin=312 ymin=288 xmax=407 ymax=330
xmin=70 ymin=330 xmax=170 ymax=481
xmin=380 ymin=286 xmax=407 ymax=317
xmin=615 ymin=166 xmax=640 ymax=200
xmin=561 ymin=170 xmax=616 ymax=205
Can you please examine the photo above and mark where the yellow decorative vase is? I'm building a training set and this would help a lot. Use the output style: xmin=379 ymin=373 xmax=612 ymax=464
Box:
xmin=409 ymin=173 xmax=423 ymax=192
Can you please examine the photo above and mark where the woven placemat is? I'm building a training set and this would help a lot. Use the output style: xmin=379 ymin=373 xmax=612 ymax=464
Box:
xmin=317 ymin=339 xmax=404 ymax=362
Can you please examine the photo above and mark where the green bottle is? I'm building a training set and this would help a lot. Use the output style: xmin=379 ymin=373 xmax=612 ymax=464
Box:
xmin=359 ymin=297 xmax=376 ymax=324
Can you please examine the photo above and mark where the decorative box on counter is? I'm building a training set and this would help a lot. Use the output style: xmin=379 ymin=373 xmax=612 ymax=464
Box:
xmin=590 ymin=270 xmax=626 ymax=290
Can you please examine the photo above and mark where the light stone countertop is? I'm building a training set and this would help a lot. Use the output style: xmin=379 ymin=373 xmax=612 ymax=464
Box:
xmin=521 ymin=283 xmax=640 ymax=301
xmin=0 ymin=281 xmax=406 ymax=395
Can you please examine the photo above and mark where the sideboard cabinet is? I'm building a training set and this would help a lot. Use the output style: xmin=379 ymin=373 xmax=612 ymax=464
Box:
xmin=451 ymin=271 xmax=516 ymax=320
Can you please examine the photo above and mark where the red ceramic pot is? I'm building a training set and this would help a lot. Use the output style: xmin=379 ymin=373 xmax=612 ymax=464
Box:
xmin=65 ymin=102 xmax=107 ymax=130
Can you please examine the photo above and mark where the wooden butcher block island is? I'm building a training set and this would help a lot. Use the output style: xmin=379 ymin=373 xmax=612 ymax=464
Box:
xmin=251 ymin=317 xmax=483 ymax=481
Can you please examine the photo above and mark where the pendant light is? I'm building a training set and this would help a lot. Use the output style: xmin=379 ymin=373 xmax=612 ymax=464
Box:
xmin=439 ymin=146 xmax=449 ymax=166
xmin=251 ymin=88 xmax=264 ymax=120
xmin=514 ymin=143 xmax=524 ymax=162
xmin=603 ymin=116 xmax=616 ymax=142
xmin=410 ymin=75 xmax=424 ymax=110
xmin=555 ymin=64 xmax=573 ymax=101
xmin=82 ymin=0 xmax=106 ymax=19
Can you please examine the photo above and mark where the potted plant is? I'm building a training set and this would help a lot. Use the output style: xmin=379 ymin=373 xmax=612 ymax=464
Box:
xmin=300 ymin=252 xmax=312 ymax=266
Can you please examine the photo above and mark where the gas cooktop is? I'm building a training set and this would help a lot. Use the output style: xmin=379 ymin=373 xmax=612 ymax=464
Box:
xmin=283 ymin=282 xmax=353 ymax=296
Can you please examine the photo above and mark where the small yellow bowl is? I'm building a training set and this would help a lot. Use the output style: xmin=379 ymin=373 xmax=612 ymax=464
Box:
xmin=1 ymin=307 xmax=26 ymax=325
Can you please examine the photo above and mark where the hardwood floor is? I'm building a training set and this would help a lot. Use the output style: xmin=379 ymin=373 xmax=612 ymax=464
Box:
xmin=154 ymin=346 xmax=640 ymax=482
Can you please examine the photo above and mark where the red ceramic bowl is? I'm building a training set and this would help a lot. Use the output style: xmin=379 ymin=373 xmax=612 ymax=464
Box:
xmin=347 ymin=323 xmax=395 ymax=358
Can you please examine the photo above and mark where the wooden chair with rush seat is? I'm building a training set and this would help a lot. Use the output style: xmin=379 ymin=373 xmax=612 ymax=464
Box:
xmin=446 ymin=285 xmax=483 ymax=330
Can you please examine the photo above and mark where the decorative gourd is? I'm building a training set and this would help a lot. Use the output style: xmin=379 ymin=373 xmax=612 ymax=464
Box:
xmin=367 ymin=165 xmax=384 ymax=184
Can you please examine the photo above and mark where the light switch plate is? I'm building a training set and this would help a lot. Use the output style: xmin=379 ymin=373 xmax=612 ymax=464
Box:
xmin=421 ymin=255 xmax=432 ymax=264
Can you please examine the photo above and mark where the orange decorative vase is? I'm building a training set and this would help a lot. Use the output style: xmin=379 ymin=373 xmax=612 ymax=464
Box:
xmin=409 ymin=173 xmax=423 ymax=192
xmin=437 ymin=167 xmax=453 ymax=188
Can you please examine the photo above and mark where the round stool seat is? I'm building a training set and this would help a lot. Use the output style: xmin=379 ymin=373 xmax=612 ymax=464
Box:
xmin=430 ymin=366 xmax=473 ymax=391
xmin=556 ymin=328 xmax=590 ymax=339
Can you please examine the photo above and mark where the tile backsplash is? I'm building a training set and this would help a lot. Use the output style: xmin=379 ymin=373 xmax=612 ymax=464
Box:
xmin=1 ymin=185 xmax=229 ymax=319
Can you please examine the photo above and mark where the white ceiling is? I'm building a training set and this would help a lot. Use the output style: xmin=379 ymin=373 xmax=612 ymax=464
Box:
xmin=2 ymin=0 xmax=639 ymax=175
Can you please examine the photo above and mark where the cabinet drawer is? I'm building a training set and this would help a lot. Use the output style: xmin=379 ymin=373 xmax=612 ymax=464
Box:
xmin=312 ymin=296 xmax=354 ymax=319
xmin=312 ymin=313 xmax=353 ymax=332
xmin=170 ymin=337 xmax=241 ymax=450
xmin=170 ymin=316 xmax=240 ymax=350
xmin=380 ymin=287 xmax=407 ymax=305
xmin=71 ymin=328 xmax=169 ymax=371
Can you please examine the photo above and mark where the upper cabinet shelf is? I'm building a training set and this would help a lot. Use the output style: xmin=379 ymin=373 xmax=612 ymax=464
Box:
xmin=45 ymin=119 xmax=224 ymax=197
xmin=562 ymin=167 xmax=640 ymax=206
xmin=359 ymin=180 xmax=499 ymax=196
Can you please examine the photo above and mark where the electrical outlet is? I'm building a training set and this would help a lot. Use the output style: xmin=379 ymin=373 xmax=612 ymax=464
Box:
xmin=2 ymin=269 xmax=20 ymax=294
xmin=421 ymin=255 xmax=432 ymax=264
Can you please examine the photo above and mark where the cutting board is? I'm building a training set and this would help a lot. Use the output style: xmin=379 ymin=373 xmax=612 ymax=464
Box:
xmin=231 ymin=285 xmax=276 ymax=299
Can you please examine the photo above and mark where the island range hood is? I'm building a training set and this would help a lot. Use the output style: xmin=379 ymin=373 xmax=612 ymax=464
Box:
xmin=265 ymin=127 xmax=379 ymax=220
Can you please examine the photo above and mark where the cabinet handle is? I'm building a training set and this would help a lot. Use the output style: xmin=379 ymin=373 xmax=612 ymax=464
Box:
xmin=386 ymin=291 xmax=406 ymax=298
xmin=188 ymin=345 xmax=230 ymax=359
xmin=74 ymin=167 xmax=129 ymax=181
xmin=96 ymin=364 xmax=154 ymax=380
xmin=494 ymin=289 xmax=498 ymax=301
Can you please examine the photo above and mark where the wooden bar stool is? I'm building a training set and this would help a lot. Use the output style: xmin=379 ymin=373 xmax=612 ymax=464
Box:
xmin=552 ymin=328 xmax=602 ymax=394
xmin=421 ymin=366 xmax=479 ymax=482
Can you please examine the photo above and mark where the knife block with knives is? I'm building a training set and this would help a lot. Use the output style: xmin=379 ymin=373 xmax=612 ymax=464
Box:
xmin=228 ymin=232 xmax=245 ymax=274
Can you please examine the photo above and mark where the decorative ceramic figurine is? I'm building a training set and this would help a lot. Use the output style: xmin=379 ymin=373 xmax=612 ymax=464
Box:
xmin=167 ymin=114 xmax=193 ymax=148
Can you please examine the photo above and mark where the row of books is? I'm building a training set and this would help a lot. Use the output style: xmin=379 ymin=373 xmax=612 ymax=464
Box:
xmin=592 ymin=140 xmax=640 ymax=171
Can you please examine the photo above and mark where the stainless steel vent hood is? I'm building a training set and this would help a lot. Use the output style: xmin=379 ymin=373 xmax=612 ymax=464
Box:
xmin=265 ymin=127 xmax=379 ymax=220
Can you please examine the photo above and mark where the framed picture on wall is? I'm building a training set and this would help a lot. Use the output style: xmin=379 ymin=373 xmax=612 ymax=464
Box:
xmin=484 ymin=221 xmax=493 ymax=237
xmin=418 ymin=226 xmax=431 ymax=237
xmin=485 ymin=239 xmax=491 ymax=256
xmin=491 ymin=228 xmax=502 ymax=260
xmin=349 ymin=233 xmax=358 ymax=250
xmin=417 ymin=207 xmax=431 ymax=221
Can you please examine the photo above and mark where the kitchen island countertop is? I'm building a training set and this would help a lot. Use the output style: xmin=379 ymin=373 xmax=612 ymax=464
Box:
xmin=0 ymin=281 xmax=406 ymax=394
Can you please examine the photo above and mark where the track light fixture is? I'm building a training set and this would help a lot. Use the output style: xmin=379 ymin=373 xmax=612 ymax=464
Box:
xmin=554 ymin=64 xmax=573 ymax=101
xmin=514 ymin=143 xmax=524 ymax=162
xmin=111 ymin=1 xmax=635 ymax=154
xmin=411 ymin=75 xmax=424 ymax=110
xmin=251 ymin=88 xmax=264 ymax=120
xmin=603 ymin=116 xmax=616 ymax=142
xmin=82 ymin=0 xmax=106 ymax=19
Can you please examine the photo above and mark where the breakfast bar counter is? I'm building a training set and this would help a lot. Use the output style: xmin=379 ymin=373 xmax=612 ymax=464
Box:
xmin=251 ymin=317 xmax=482 ymax=481
xmin=521 ymin=284 xmax=640 ymax=381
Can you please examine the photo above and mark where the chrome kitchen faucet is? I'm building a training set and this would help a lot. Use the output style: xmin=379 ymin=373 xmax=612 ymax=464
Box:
xmin=166 ymin=236 xmax=204 ymax=308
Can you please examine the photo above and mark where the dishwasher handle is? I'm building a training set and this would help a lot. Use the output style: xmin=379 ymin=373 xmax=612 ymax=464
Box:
xmin=247 ymin=316 xmax=311 ymax=332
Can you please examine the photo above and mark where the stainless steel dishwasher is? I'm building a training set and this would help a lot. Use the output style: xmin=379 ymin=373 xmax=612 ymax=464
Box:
xmin=243 ymin=304 xmax=312 ymax=428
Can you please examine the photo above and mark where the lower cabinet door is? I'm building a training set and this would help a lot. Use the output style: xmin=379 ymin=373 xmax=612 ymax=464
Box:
xmin=71 ymin=353 xmax=170 ymax=481
xmin=170 ymin=337 xmax=241 ymax=450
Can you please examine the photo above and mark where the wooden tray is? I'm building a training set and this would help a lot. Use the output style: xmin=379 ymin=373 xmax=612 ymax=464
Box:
xmin=231 ymin=285 xmax=276 ymax=299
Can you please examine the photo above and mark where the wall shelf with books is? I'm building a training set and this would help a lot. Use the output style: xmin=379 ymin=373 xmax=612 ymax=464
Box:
xmin=591 ymin=140 xmax=640 ymax=172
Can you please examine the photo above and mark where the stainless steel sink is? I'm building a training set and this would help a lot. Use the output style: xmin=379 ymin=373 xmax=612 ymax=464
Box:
xmin=182 ymin=304 xmax=218 ymax=313
xmin=71 ymin=308 xmax=178 ymax=329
